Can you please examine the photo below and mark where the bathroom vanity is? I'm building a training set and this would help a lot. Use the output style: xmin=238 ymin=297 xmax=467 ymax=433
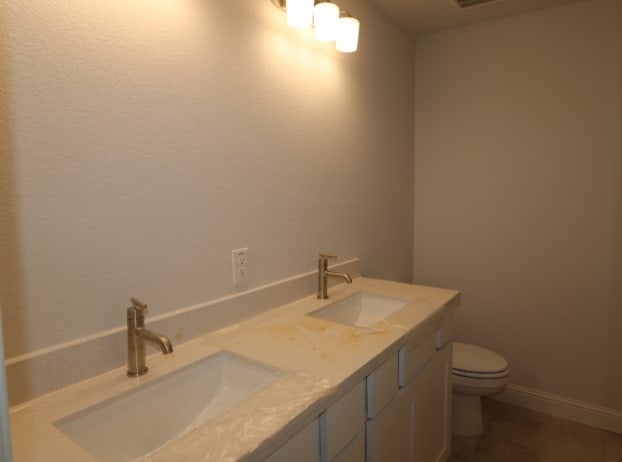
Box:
xmin=267 ymin=308 xmax=454 ymax=462
xmin=9 ymin=277 xmax=459 ymax=461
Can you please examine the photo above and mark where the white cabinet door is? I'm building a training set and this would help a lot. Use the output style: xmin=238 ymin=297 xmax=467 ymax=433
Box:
xmin=333 ymin=432 xmax=364 ymax=462
xmin=366 ymin=387 xmax=411 ymax=462
xmin=367 ymin=342 xmax=452 ymax=462
xmin=321 ymin=381 xmax=365 ymax=462
xmin=411 ymin=343 xmax=452 ymax=462
xmin=266 ymin=419 xmax=320 ymax=462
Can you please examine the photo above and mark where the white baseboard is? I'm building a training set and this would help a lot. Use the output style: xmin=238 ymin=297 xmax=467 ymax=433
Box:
xmin=493 ymin=383 xmax=622 ymax=435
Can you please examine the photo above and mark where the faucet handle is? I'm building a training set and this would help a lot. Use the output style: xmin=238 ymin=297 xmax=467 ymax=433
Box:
xmin=130 ymin=298 xmax=148 ymax=311
xmin=319 ymin=253 xmax=337 ymax=261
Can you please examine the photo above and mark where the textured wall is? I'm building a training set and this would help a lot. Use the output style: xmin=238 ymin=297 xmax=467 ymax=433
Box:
xmin=413 ymin=0 xmax=622 ymax=411
xmin=0 ymin=0 xmax=414 ymax=357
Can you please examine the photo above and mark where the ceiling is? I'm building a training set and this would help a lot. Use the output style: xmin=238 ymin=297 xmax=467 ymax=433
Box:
xmin=369 ymin=0 xmax=585 ymax=36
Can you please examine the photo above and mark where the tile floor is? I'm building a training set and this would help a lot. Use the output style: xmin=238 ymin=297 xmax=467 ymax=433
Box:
xmin=449 ymin=398 xmax=622 ymax=462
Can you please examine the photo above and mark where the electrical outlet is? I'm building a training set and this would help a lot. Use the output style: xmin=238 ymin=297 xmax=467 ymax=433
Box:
xmin=232 ymin=248 xmax=250 ymax=284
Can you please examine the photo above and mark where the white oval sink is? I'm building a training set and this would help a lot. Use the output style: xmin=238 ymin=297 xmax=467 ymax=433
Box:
xmin=57 ymin=351 xmax=280 ymax=461
xmin=308 ymin=291 xmax=410 ymax=328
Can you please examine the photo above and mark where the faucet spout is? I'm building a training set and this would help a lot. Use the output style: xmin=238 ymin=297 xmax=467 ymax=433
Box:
xmin=136 ymin=328 xmax=173 ymax=354
xmin=127 ymin=298 xmax=173 ymax=377
xmin=323 ymin=270 xmax=353 ymax=284
xmin=317 ymin=254 xmax=353 ymax=299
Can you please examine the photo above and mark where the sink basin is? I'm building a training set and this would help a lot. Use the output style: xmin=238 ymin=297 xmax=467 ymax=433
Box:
xmin=57 ymin=351 xmax=280 ymax=461
xmin=308 ymin=291 xmax=410 ymax=328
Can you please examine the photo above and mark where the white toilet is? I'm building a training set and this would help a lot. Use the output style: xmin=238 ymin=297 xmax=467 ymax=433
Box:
xmin=452 ymin=342 xmax=510 ymax=436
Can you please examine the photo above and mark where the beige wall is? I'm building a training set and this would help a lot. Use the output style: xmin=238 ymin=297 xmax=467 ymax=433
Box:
xmin=414 ymin=0 xmax=622 ymax=411
xmin=0 ymin=0 xmax=414 ymax=358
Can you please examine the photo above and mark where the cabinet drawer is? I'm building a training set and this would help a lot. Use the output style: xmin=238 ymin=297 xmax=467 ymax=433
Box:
xmin=366 ymin=353 xmax=398 ymax=418
xmin=321 ymin=381 xmax=365 ymax=461
xmin=398 ymin=334 xmax=435 ymax=387
xmin=436 ymin=312 xmax=454 ymax=349
xmin=266 ymin=419 xmax=320 ymax=462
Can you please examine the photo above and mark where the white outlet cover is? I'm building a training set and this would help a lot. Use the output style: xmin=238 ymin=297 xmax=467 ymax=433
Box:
xmin=232 ymin=248 xmax=250 ymax=284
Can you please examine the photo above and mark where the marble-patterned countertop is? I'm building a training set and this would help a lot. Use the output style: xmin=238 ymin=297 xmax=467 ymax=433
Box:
xmin=9 ymin=277 xmax=459 ymax=461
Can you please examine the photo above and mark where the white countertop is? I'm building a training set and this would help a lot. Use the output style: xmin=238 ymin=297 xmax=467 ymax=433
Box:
xmin=9 ymin=277 xmax=460 ymax=462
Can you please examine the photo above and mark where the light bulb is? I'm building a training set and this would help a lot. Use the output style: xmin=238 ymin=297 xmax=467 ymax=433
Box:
xmin=336 ymin=16 xmax=359 ymax=53
xmin=313 ymin=2 xmax=339 ymax=42
xmin=286 ymin=0 xmax=314 ymax=28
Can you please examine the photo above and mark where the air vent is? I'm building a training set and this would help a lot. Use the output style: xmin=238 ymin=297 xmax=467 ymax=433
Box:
xmin=454 ymin=0 xmax=497 ymax=8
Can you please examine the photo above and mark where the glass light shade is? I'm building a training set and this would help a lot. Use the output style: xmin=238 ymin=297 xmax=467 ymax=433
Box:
xmin=313 ymin=2 xmax=339 ymax=42
xmin=336 ymin=16 xmax=359 ymax=53
xmin=286 ymin=0 xmax=314 ymax=28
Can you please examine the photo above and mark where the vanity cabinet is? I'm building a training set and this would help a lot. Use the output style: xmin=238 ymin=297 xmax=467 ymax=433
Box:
xmin=268 ymin=322 xmax=453 ymax=462
xmin=366 ymin=324 xmax=453 ymax=462
xmin=267 ymin=382 xmax=366 ymax=462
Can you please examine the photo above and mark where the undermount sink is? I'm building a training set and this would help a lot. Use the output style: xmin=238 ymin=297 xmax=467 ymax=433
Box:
xmin=57 ymin=351 xmax=280 ymax=462
xmin=308 ymin=291 xmax=410 ymax=328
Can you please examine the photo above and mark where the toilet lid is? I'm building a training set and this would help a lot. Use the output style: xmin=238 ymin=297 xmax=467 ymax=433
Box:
xmin=453 ymin=342 xmax=508 ymax=374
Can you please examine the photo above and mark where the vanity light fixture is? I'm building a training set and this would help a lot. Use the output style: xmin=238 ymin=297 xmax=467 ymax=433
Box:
xmin=271 ymin=0 xmax=360 ymax=53
xmin=313 ymin=1 xmax=339 ymax=42
xmin=286 ymin=0 xmax=314 ymax=28
xmin=336 ymin=10 xmax=359 ymax=53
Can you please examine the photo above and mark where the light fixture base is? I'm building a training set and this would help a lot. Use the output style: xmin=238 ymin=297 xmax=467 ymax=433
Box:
xmin=271 ymin=0 xmax=337 ymax=11
xmin=271 ymin=0 xmax=286 ymax=11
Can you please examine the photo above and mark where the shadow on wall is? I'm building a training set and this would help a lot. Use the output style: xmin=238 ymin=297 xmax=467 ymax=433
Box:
xmin=0 ymin=6 xmax=28 ymax=363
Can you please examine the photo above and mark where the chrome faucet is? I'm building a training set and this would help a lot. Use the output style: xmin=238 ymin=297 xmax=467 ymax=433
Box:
xmin=127 ymin=298 xmax=173 ymax=377
xmin=317 ymin=253 xmax=353 ymax=299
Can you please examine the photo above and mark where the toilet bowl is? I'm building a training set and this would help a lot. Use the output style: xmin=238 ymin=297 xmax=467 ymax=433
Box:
xmin=452 ymin=342 xmax=509 ymax=436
